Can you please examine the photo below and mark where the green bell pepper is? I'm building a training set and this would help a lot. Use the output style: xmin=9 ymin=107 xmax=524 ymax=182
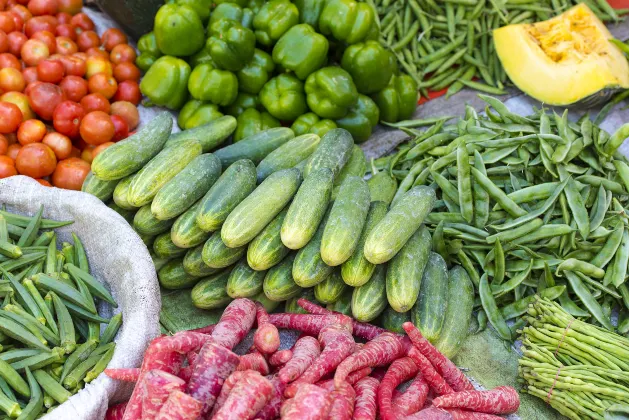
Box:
xmin=234 ymin=108 xmax=280 ymax=141
xmin=237 ymin=49 xmax=275 ymax=94
xmin=291 ymin=112 xmax=337 ymax=137
xmin=188 ymin=62 xmax=238 ymax=107
xmin=335 ymin=94 xmax=379 ymax=143
xmin=178 ymin=100 xmax=224 ymax=130
xmin=154 ymin=4 xmax=205 ymax=57
xmin=272 ymin=24 xmax=328 ymax=80
xmin=259 ymin=74 xmax=307 ymax=121
xmin=223 ymin=92 xmax=261 ymax=116
xmin=341 ymin=41 xmax=394 ymax=94
xmin=319 ymin=0 xmax=375 ymax=44
xmin=189 ymin=45 xmax=214 ymax=67
xmin=215 ymin=0 xmax=247 ymax=7
xmin=140 ymin=56 xmax=190 ymax=110
xmin=252 ymin=0 xmax=299 ymax=47
xmin=207 ymin=19 xmax=256 ymax=71
xmin=136 ymin=54 xmax=157 ymax=72
xmin=294 ymin=0 xmax=326 ymax=29
xmin=247 ymin=0 xmax=265 ymax=13
xmin=305 ymin=66 xmax=358 ymax=119
xmin=372 ymin=74 xmax=418 ymax=123
xmin=176 ymin=0 xmax=212 ymax=22
xmin=209 ymin=3 xmax=253 ymax=28
xmin=136 ymin=32 xmax=162 ymax=71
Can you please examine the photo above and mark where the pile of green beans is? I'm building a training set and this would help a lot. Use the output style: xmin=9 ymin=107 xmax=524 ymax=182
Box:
xmin=377 ymin=94 xmax=629 ymax=340
xmin=365 ymin=0 xmax=620 ymax=97
xmin=0 ymin=206 xmax=121 ymax=418
xmin=519 ymin=298 xmax=629 ymax=420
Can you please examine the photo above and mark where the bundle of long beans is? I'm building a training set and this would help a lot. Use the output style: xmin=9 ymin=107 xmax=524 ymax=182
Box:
xmin=365 ymin=0 xmax=621 ymax=97
xmin=377 ymin=95 xmax=629 ymax=340
xmin=519 ymin=298 xmax=629 ymax=420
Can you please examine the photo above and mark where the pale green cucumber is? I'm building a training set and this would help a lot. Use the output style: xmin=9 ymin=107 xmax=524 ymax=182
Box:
xmin=153 ymin=233 xmax=186 ymax=259
xmin=214 ymin=127 xmax=295 ymax=166
xmin=247 ymin=208 xmax=290 ymax=271
xmin=303 ymin=128 xmax=354 ymax=179
xmin=326 ymin=288 xmax=353 ymax=316
xmin=202 ymin=231 xmax=246 ymax=268
xmin=314 ymin=271 xmax=347 ymax=304
xmin=183 ymin=245 xmax=220 ymax=277
xmin=133 ymin=204 xmax=174 ymax=236
xmin=82 ymin=172 xmax=117 ymax=201
xmin=256 ymin=134 xmax=321 ymax=182
xmin=113 ymin=174 xmax=139 ymax=210
xmin=171 ymin=201 xmax=211 ymax=248
xmin=352 ymin=264 xmax=387 ymax=322
xmin=263 ymin=253 xmax=301 ymax=302
xmin=292 ymin=211 xmax=333 ymax=287
xmin=164 ymin=115 xmax=237 ymax=152
xmin=191 ymin=270 xmax=232 ymax=309
xmin=226 ymin=260 xmax=265 ymax=298
xmin=158 ymin=259 xmax=201 ymax=289
xmin=411 ymin=252 xmax=449 ymax=343
xmin=332 ymin=145 xmax=366 ymax=199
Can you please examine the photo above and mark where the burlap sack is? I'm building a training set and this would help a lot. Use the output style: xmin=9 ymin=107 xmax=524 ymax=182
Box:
xmin=0 ymin=176 xmax=161 ymax=420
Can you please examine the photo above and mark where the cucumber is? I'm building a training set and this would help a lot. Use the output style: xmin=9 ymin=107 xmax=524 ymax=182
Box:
xmin=263 ymin=253 xmax=301 ymax=302
xmin=256 ymin=134 xmax=321 ymax=182
xmin=281 ymin=168 xmax=333 ymax=250
xmin=321 ymin=176 xmax=370 ymax=266
xmin=365 ymin=186 xmax=436 ymax=264
xmin=411 ymin=252 xmax=449 ymax=343
xmin=183 ymin=245 xmax=220 ymax=277
xmin=152 ymin=153 xmax=222 ymax=221
xmin=226 ymin=260 xmax=265 ymax=298
xmin=134 ymin=204 xmax=174 ymax=236
xmin=386 ymin=225 xmax=432 ymax=312
xmin=108 ymin=202 xmax=136 ymax=224
xmin=285 ymin=288 xmax=316 ymax=314
xmin=433 ymin=266 xmax=474 ymax=358
xmin=128 ymin=139 xmax=202 ymax=207
xmin=292 ymin=211 xmax=333 ymax=287
xmin=341 ymin=201 xmax=388 ymax=287
xmin=92 ymin=112 xmax=172 ymax=181
xmin=313 ymin=271 xmax=347 ymax=304
xmin=202 ymin=231 xmax=246 ymax=268
xmin=164 ymin=115 xmax=237 ymax=152
xmin=303 ymin=128 xmax=354 ymax=179
xmin=113 ymin=174 xmax=139 ymax=210
xmin=247 ymin=208 xmax=290 ymax=270
xmin=367 ymin=169 xmax=397 ymax=205
xmin=153 ymin=232 xmax=186 ymax=259
xmin=191 ymin=270 xmax=232 ymax=309
xmin=222 ymin=168 xmax=301 ymax=248
xmin=197 ymin=159 xmax=257 ymax=232
xmin=352 ymin=264 xmax=387 ymax=322
xmin=82 ymin=171 xmax=117 ymax=201
xmin=158 ymin=259 xmax=201 ymax=289
xmin=171 ymin=201 xmax=211 ymax=249
xmin=380 ymin=306 xmax=410 ymax=333
xmin=253 ymin=290 xmax=280 ymax=312
xmin=326 ymin=288 xmax=352 ymax=316
xmin=214 ymin=127 xmax=295 ymax=166
xmin=332 ymin=145 xmax=366 ymax=199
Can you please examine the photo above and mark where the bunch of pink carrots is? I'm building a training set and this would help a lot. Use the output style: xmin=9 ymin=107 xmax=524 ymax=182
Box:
xmin=103 ymin=298 xmax=520 ymax=420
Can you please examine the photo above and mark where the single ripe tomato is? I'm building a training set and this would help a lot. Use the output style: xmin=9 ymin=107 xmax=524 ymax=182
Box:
xmin=10 ymin=5 xmax=31 ymax=23
xmin=80 ymin=92 xmax=109 ymax=113
xmin=15 ymin=142 xmax=56 ymax=177
xmin=17 ymin=118 xmax=46 ymax=144
xmin=52 ymin=156 xmax=88 ymax=189
xmin=112 ymin=80 xmax=140 ymax=105
xmin=0 ymin=12 xmax=16 ymax=33
xmin=7 ymin=143 xmax=20 ymax=160
xmin=86 ymin=47 xmax=108 ymax=60
xmin=59 ymin=75 xmax=87 ymax=102
xmin=0 ymin=67 xmax=25 ymax=92
xmin=22 ymin=67 xmax=38 ymax=84
xmin=27 ymin=81 xmax=65 ymax=120
xmin=76 ymin=30 xmax=98 ymax=52
xmin=21 ymin=39 xmax=49 ymax=67
xmin=0 ymin=155 xmax=17 ymax=178
xmin=52 ymin=99 xmax=83 ymax=137
xmin=2 ymin=91 xmax=34 ymax=120
xmin=0 ymin=30 xmax=8 ymax=54
xmin=109 ymin=44 xmax=135 ymax=64
xmin=55 ymin=36 xmax=77 ymax=55
xmin=72 ymin=51 xmax=86 ymax=61
xmin=100 ymin=28 xmax=126 ymax=52
xmin=110 ymin=100 xmax=138 ymax=130
xmin=113 ymin=62 xmax=140 ymax=83
xmin=24 ymin=16 xmax=56 ymax=37
xmin=110 ymin=114 xmax=128 ymax=141
xmin=92 ymin=140 xmax=113 ymax=157
xmin=88 ymin=72 xmax=117 ymax=99
xmin=10 ymin=12 xmax=23 ymax=32
xmin=57 ymin=0 xmax=81 ymax=15
xmin=0 ymin=134 xmax=8 ymax=154
xmin=0 ymin=53 xmax=20 ymax=70
xmin=7 ymin=31 xmax=27 ymax=57
xmin=0 ymin=101 xmax=22 ymax=133
xmin=56 ymin=23 xmax=76 ymax=40
xmin=37 ymin=59 xmax=64 ymax=84
xmin=31 ymin=31 xmax=56 ymax=54
xmin=85 ymin=56 xmax=111 ymax=78
xmin=42 ymin=131 xmax=71 ymax=159
xmin=59 ymin=55 xmax=85 ymax=77
xmin=35 ymin=178 xmax=51 ymax=186
xmin=56 ymin=11 xmax=71 ymax=23
xmin=80 ymin=110 xmax=114 ymax=145
xmin=70 ymin=12 xmax=92 ymax=31
xmin=27 ymin=0 xmax=58 ymax=16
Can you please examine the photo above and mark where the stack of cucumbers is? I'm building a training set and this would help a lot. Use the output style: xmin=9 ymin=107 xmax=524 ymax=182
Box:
xmin=82 ymin=112 xmax=475 ymax=358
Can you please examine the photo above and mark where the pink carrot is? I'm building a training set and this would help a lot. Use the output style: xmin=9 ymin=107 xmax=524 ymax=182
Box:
xmin=212 ymin=370 xmax=273 ymax=420
xmin=211 ymin=298 xmax=257 ymax=350
xmin=284 ymin=323 xmax=355 ymax=397
xmin=237 ymin=352 xmax=270 ymax=375
xmin=269 ymin=349 xmax=292 ymax=367
xmin=377 ymin=357 xmax=419 ymax=420
xmin=254 ymin=375 xmax=287 ymax=420
xmin=209 ymin=371 xmax=246 ymax=418
xmin=188 ymin=324 xmax=215 ymax=334
xmin=154 ymin=390 xmax=203 ymax=420
xmin=328 ymin=380 xmax=356 ymax=420
xmin=105 ymin=402 xmax=127 ymax=420
xmin=432 ymin=386 xmax=520 ymax=415
xmin=334 ymin=332 xmax=409 ymax=388
xmin=177 ymin=366 xmax=192 ymax=383
xmin=392 ymin=374 xmax=430 ymax=416
xmin=186 ymin=341 xmax=240 ymax=416
xmin=408 ymin=347 xmax=453 ymax=396
xmin=105 ymin=368 xmax=140 ymax=382
xmin=140 ymin=370 xmax=186 ymax=419
xmin=403 ymin=322 xmax=473 ymax=392
xmin=280 ymin=384 xmax=332 ymax=420
xmin=278 ymin=336 xmax=321 ymax=384
xmin=254 ymin=302 xmax=280 ymax=354
xmin=352 ymin=376 xmax=379 ymax=420
xmin=403 ymin=406 xmax=452 ymax=419
xmin=444 ymin=408 xmax=507 ymax=419
xmin=268 ymin=313 xmax=353 ymax=336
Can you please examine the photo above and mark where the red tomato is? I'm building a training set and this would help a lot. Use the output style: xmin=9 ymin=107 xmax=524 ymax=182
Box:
xmin=42 ymin=131 xmax=71 ymax=159
xmin=0 ymin=67 xmax=25 ymax=92
xmin=76 ymin=30 xmax=99 ymax=52
xmin=37 ymin=59 xmax=64 ymax=84
xmin=31 ymin=31 xmax=56 ymax=54
xmin=55 ymin=36 xmax=77 ymax=55
xmin=112 ymin=79 xmax=140 ymax=105
xmin=24 ymin=16 xmax=56 ymax=38
xmin=80 ymin=110 xmax=113 ymax=145
xmin=0 ymin=30 xmax=8 ymax=54
xmin=27 ymin=82 xmax=65 ymax=120
xmin=113 ymin=62 xmax=140 ymax=83
xmin=72 ymin=51 xmax=86 ymax=61
xmin=22 ymin=67 xmax=38 ymax=84
xmin=10 ymin=5 xmax=31 ymax=23
xmin=110 ymin=100 xmax=138 ymax=130
xmin=100 ymin=28 xmax=126 ymax=52
xmin=109 ymin=44 xmax=135 ymax=64
xmin=0 ymin=101 xmax=22 ymax=133
xmin=21 ymin=39 xmax=49 ymax=67
xmin=0 ymin=156 xmax=17 ymax=178
xmin=57 ymin=0 xmax=81 ymax=15
xmin=88 ymin=72 xmax=117 ymax=99
xmin=7 ymin=31 xmax=27 ymax=57
xmin=0 ymin=134 xmax=8 ymax=154
xmin=56 ymin=23 xmax=76 ymax=40
xmin=110 ymin=114 xmax=128 ymax=141
xmin=52 ymin=99 xmax=83 ymax=137
xmin=27 ymin=0 xmax=58 ymax=16
xmin=2 ymin=91 xmax=34 ymax=120
xmin=80 ymin=92 xmax=109 ymax=113
xmin=7 ymin=143 xmax=20 ymax=160
xmin=52 ymin=156 xmax=88 ymax=189
xmin=9 ymin=14 xmax=22 ymax=33
xmin=15 ymin=142 xmax=56 ymax=177
xmin=0 ymin=13 xmax=16 ymax=33
xmin=56 ymin=11 xmax=71 ymax=23
xmin=17 ymin=118 xmax=46 ymax=145
xmin=92 ymin=140 xmax=113 ymax=157
xmin=85 ymin=56 xmax=111 ymax=78
xmin=69 ymin=13 xmax=92 ymax=31
xmin=85 ymin=47 xmax=108 ymax=60
xmin=59 ymin=55 xmax=85 ymax=77
xmin=58 ymin=75 xmax=86 ymax=102
xmin=0 ymin=53 xmax=20 ymax=70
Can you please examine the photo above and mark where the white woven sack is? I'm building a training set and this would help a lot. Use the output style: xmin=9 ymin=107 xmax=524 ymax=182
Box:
xmin=0 ymin=175 xmax=160 ymax=420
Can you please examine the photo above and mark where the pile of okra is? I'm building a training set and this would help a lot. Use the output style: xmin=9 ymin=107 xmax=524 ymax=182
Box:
xmin=0 ymin=206 xmax=121 ymax=418
xmin=378 ymin=94 xmax=629 ymax=340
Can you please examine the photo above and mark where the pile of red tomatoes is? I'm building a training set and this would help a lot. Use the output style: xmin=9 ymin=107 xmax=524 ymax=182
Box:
xmin=0 ymin=0 xmax=141 ymax=190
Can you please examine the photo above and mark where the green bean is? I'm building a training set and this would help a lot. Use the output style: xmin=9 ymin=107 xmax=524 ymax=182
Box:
xmin=574 ymin=271 xmax=621 ymax=299
xmin=576 ymin=175 xmax=625 ymax=195
xmin=563 ymin=177 xmax=590 ymax=239
xmin=610 ymin=227 xmax=629 ymax=288
xmin=435 ymin=48 xmax=467 ymax=76
xmin=471 ymin=167 xmax=527 ymax=217
xmin=492 ymin=239 xmax=505 ymax=285
xmin=457 ymin=79 xmax=506 ymax=95
xmin=479 ymin=274 xmax=511 ymax=340
xmin=456 ymin=250 xmax=480 ymax=287
xmin=445 ymin=65 xmax=475 ymax=99
xmin=564 ymin=271 xmax=613 ymax=330
xmin=392 ymin=21 xmax=420 ymax=51
xmin=416 ymin=33 xmax=465 ymax=64
xmin=431 ymin=65 xmax=471 ymax=91
xmin=432 ymin=220 xmax=448 ymax=261
xmin=556 ymin=258 xmax=604 ymax=279
xmin=456 ymin=143 xmax=473 ymax=223
xmin=603 ymin=123 xmax=629 ymax=156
